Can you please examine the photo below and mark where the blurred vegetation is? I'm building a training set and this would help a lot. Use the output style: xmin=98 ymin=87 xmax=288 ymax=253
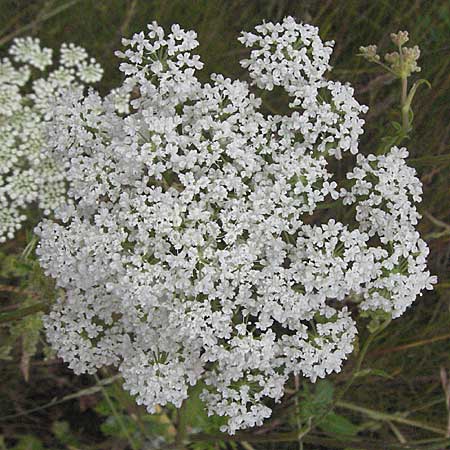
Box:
xmin=0 ymin=0 xmax=449 ymax=449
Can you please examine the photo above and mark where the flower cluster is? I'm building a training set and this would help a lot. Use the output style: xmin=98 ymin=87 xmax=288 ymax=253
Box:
xmin=340 ymin=147 xmax=435 ymax=317
xmin=239 ymin=17 xmax=366 ymax=157
xmin=0 ymin=38 xmax=102 ymax=242
xmin=35 ymin=18 xmax=436 ymax=433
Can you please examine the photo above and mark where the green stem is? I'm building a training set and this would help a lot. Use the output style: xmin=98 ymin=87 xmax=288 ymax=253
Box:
xmin=400 ymin=75 xmax=410 ymax=133
xmin=94 ymin=374 xmax=139 ymax=450
xmin=336 ymin=400 xmax=446 ymax=435
xmin=0 ymin=0 xmax=82 ymax=47
xmin=187 ymin=430 xmax=450 ymax=450
xmin=111 ymin=379 xmax=151 ymax=441
xmin=371 ymin=331 xmax=450 ymax=356
xmin=0 ymin=375 xmax=120 ymax=421
xmin=371 ymin=59 xmax=398 ymax=76
xmin=334 ymin=329 xmax=379 ymax=405
xmin=408 ymin=153 xmax=450 ymax=167
xmin=0 ymin=302 xmax=48 ymax=323
xmin=175 ymin=398 xmax=189 ymax=449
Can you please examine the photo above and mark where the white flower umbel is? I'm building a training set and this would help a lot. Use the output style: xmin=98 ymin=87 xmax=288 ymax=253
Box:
xmin=0 ymin=38 xmax=102 ymax=242
xmin=36 ymin=18 xmax=436 ymax=433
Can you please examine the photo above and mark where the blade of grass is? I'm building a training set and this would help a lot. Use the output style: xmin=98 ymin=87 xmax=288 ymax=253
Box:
xmin=0 ymin=0 xmax=82 ymax=47
xmin=0 ymin=375 xmax=120 ymax=421
xmin=409 ymin=154 xmax=450 ymax=167
xmin=94 ymin=374 xmax=139 ymax=450
xmin=371 ymin=332 xmax=450 ymax=356
xmin=336 ymin=400 xmax=447 ymax=435
xmin=0 ymin=302 xmax=48 ymax=323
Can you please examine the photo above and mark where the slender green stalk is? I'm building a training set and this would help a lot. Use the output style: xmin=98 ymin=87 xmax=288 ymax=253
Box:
xmin=334 ymin=328 xmax=382 ymax=404
xmin=372 ymin=332 xmax=450 ymax=356
xmin=388 ymin=421 xmax=407 ymax=444
xmin=187 ymin=430 xmax=450 ymax=450
xmin=111 ymin=379 xmax=152 ymax=441
xmin=175 ymin=398 xmax=189 ymax=449
xmin=0 ymin=375 xmax=120 ymax=421
xmin=336 ymin=400 xmax=447 ymax=435
xmin=0 ymin=302 xmax=48 ymax=323
xmin=94 ymin=374 xmax=139 ymax=450
xmin=408 ymin=154 xmax=450 ymax=167
xmin=0 ymin=0 xmax=81 ymax=47
xmin=400 ymin=75 xmax=410 ymax=133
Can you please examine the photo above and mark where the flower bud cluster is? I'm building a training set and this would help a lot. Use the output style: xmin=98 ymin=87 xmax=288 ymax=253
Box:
xmin=359 ymin=30 xmax=421 ymax=77
xmin=35 ymin=18 xmax=435 ymax=433
xmin=0 ymin=38 xmax=102 ymax=242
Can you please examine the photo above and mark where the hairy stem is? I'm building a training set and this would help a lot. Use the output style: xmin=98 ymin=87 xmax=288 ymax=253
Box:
xmin=401 ymin=75 xmax=409 ymax=133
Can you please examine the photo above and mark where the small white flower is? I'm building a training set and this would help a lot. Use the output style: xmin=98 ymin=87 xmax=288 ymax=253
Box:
xmin=76 ymin=58 xmax=103 ymax=83
xmin=60 ymin=43 xmax=88 ymax=67
xmin=10 ymin=37 xmax=53 ymax=70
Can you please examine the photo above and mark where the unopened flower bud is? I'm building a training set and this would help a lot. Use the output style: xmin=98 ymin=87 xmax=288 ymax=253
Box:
xmin=390 ymin=30 xmax=409 ymax=46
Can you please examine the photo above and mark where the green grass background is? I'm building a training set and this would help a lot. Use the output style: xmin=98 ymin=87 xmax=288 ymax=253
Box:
xmin=0 ymin=1 xmax=449 ymax=449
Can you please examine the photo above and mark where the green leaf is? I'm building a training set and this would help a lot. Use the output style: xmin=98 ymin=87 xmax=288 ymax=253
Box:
xmin=319 ymin=412 xmax=359 ymax=436
xmin=315 ymin=380 xmax=334 ymax=406
xmin=391 ymin=121 xmax=402 ymax=131
xmin=184 ymin=382 xmax=228 ymax=433
xmin=0 ymin=343 xmax=13 ymax=360
xmin=191 ymin=441 xmax=229 ymax=450
xmin=100 ymin=414 xmax=139 ymax=439
xmin=51 ymin=421 xmax=81 ymax=447
xmin=184 ymin=382 xmax=210 ymax=429
xmin=298 ymin=380 xmax=335 ymax=421
xmin=10 ymin=435 xmax=44 ymax=450
xmin=22 ymin=235 xmax=38 ymax=259
xmin=404 ymin=78 xmax=431 ymax=112
xmin=360 ymin=309 xmax=392 ymax=333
